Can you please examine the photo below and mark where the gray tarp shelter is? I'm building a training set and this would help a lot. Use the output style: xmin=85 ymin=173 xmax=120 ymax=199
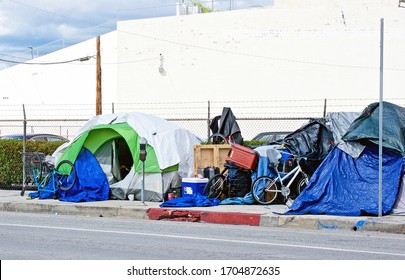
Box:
xmin=286 ymin=102 xmax=405 ymax=216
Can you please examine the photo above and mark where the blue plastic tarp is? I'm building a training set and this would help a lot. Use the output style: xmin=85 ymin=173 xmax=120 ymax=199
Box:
xmin=28 ymin=148 xmax=109 ymax=201
xmin=58 ymin=147 xmax=110 ymax=202
xmin=285 ymin=145 xmax=404 ymax=216
xmin=160 ymin=193 xmax=221 ymax=207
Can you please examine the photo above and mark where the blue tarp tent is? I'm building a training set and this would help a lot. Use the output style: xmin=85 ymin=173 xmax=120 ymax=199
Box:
xmin=29 ymin=148 xmax=109 ymax=202
xmin=285 ymin=145 xmax=404 ymax=216
xmin=58 ymin=148 xmax=110 ymax=202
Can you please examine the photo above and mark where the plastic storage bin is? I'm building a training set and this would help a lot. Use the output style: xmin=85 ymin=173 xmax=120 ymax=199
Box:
xmin=226 ymin=144 xmax=259 ymax=170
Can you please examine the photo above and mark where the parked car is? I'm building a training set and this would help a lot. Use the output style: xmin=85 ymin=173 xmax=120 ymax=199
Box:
xmin=0 ymin=133 xmax=69 ymax=142
xmin=252 ymin=131 xmax=291 ymax=144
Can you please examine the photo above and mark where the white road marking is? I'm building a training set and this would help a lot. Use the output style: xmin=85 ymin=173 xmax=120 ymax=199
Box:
xmin=1 ymin=222 xmax=405 ymax=257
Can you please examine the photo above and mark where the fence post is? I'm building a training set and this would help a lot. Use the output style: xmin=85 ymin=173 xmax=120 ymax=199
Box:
xmin=21 ymin=104 xmax=27 ymax=196
xmin=207 ymin=100 xmax=211 ymax=141
xmin=323 ymin=98 xmax=327 ymax=117
xmin=112 ymin=102 xmax=115 ymax=114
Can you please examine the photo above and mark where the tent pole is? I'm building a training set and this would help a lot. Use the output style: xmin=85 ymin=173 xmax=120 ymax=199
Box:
xmin=378 ymin=18 xmax=384 ymax=218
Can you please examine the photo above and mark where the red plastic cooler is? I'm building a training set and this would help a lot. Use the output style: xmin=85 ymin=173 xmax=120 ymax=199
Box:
xmin=226 ymin=144 xmax=259 ymax=170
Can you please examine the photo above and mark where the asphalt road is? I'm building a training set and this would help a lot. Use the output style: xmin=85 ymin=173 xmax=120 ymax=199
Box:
xmin=1 ymin=212 xmax=405 ymax=260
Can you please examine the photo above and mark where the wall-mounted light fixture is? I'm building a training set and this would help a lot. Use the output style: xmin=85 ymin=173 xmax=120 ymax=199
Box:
xmin=159 ymin=54 xmax=166 ymax=75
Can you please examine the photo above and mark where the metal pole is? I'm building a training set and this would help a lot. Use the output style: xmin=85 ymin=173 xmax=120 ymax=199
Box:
xmin=139 ymin=137 xmax=147 ymax=206
xmin=207 ymin=100 xmax=211 ymax=141
xmin=141 ymin=161 xmax=145 ymax=205
xmin=323 ymin=98 xmax=327 ymax=118
xmin=21 ymin=104 xmax=27 ymax=196
xmin=378 ymin=18 xmax=384 ymax=217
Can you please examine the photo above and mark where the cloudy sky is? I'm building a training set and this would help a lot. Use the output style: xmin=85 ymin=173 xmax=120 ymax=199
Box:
xmin=0 ymin=0 xmax=272 ymax=67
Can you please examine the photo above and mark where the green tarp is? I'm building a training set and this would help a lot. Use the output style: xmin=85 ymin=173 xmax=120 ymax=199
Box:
xmin=342 ymin=102 xmax=405 ymax=157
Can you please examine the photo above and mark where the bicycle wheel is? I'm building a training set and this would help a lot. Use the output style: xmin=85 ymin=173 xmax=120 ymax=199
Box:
xmin=30 ymin=154 xmax=43 ymax=183
xmin=207 ymin=133 xmax=228 ymax=144
xmin=38 ymin=174 xmax=52 ymax=190
xmin=55 ymin=160 xmax=77 ymax=191
xmin=296 ymin=176 xmax=308 ymax=197
xmin=251 ymin=176 xmax=279 ymax=205
xmin=203 ymin=174 xmax=227 ymax=199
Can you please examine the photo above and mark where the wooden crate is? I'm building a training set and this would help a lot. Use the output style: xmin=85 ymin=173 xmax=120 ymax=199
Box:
xmin=194 ymin=144 xmax=231 ymax=177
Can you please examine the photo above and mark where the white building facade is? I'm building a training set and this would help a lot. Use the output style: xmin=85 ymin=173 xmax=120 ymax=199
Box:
xmin=1 ymin=0 xmax=404 ymax=108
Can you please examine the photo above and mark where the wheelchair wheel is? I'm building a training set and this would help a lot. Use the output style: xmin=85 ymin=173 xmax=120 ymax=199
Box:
xmin=55 ymin=160 xmax=77 ymax=191
xmin=251 ymin=176 xmax=279 ymax=205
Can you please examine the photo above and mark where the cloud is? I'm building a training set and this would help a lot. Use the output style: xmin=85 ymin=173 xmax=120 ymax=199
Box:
xmin=0 ymin=0 xmax=174 ymax=62
xmin=0 ymin=6 xmax=14 ymax=36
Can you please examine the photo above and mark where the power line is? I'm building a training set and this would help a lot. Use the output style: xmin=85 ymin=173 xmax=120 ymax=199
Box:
xmin=117 ymin=29 xmax=394 ymax=71
xmin=0 ymin=56 xmax=94 ymax=65
xmin=8 ymin=0 xmax=92 ymax=26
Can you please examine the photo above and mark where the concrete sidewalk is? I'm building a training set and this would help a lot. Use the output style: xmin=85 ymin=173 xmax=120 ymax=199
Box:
xmin=1 ymin=190 xmax=404 ymax=234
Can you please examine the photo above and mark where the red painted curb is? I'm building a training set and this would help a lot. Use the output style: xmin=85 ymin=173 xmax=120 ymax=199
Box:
xmin=201 ymin=211 xmax=261 ymax=226
xmin=147 ymin=208 xmax=261 ymax=226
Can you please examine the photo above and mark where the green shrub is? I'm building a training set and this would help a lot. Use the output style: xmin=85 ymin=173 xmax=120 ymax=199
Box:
xmin=199 ymin=140 xmax=268 ymax=146
xmin=0 ymin=140 xmax=64 ymax=186
xmin=243 ymin=140 xmax=268 ymax=147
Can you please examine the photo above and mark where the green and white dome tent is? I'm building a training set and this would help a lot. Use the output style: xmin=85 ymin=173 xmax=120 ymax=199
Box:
xmin=53 ymin=112 xmax=200 ymax=201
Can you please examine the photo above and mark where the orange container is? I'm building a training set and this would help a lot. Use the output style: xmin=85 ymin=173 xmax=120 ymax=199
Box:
xmin=226 ymin=144 xmax=259 ymax=170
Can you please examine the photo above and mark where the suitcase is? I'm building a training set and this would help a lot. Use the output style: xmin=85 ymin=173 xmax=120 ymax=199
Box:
xmin=226 ymin=144 xmax=259 ymax=170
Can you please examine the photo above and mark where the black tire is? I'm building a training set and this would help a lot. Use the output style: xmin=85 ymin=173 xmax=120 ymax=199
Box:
xmin=296 ymin=176 xmax=308 ymax=197
xmin=251 ymin=176 xmax=279 ymax=205
xmin=203 ymin=174 xmax=227 ymax=199
xmin=30 ymin=154 xmax=43 ymax=183
xmin=55 ymin=160 xmax=77 ymax=191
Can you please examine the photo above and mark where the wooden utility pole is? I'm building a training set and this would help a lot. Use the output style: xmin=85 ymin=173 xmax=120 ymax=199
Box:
xmin=96 ymin=36 xmax=102 ymax=115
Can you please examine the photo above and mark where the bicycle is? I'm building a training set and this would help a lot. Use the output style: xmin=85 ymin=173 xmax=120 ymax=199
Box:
xmin=31 ymin=154 xmax=77 ymax=197
xmin=203 ymin=162 xmax=251 ymax=200
xmin=250 ymin=148 xmax=310 ymax=205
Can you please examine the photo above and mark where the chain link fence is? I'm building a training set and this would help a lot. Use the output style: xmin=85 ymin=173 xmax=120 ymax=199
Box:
xmin=1 ymin=98 xmax=404 ymax=141
xmin=1 ymin=98 xmax=404 ymax=190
